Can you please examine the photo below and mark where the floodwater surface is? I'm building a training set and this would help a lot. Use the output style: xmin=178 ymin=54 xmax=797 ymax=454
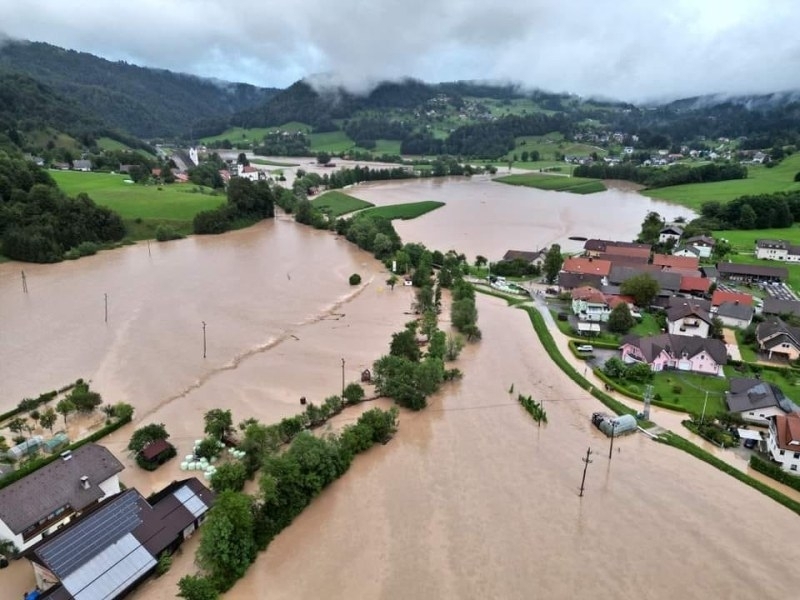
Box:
xmin=348 ymin=176 xmax=695 ymax=259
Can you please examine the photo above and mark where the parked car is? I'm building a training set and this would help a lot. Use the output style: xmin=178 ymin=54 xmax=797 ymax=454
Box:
xmin=743 ymin=438 xmax=758 ymax=449
xmin=576 ymin=345 xmax=594 ymax=353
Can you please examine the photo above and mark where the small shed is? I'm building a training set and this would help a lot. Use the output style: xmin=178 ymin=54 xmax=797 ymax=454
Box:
xmin=6 ymin=436 xmax=44 ymax=461
xmin=141 ymin=439 xmax=172 ymax=462
xmin=361 ymin=369 xmax=372 ymax=383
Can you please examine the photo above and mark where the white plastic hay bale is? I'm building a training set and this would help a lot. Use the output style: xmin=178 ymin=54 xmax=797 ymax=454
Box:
xmin=180 ymin=462 xmax=188 ymax=470
xmin=209 ymin=456 xmax=216 ymax=464
xmin=203 ymin=471 xmax=211 ymax=480
xmin=185 ymin=454 xmax=194 ymax=461
xmin=217 ymin=441 xmax=225 ymax=448
xmin=194 ymin=439 xmax=202 ymax=445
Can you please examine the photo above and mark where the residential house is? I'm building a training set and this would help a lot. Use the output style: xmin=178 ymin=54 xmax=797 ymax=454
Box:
xmin=756 ymin=317 xmax=800 ymax=360
xmin=666 ymin=301 xmax=712 ymax=338
xmin=767 ymin=413 xmax=800 ymax=472
xmin=571 ymin=286 xmax=610 ymax=322
xmin=502 ymin=249 xmax=546 ymax=268
xmin=755 ymin=239 xmax=800 ymax=262
xmin=557 ymin=272 xmax=604 ymax=291
xmin=673 ymin=245 xmax=702 ymax=259
xmin=188 ymin=147 xmax=199 ymax=167
xmin=711 ymin=290 xmax=754 ymax=309
xmin=596 ymin=250 xmax=650 ymax=265
xmin=620 ymin=333 xmax=728 ymax=375
xmin=26 ymin=478 xmax=214 ymax=600
xmin=653 ymin=253 xmax=700 ymax=271
xmin=0 ymin=444 xmax=123 ymax=552
xmin=659 ymin=225 xmax=684 ymax=245
xmin=561 ymin=257 xmax=612 ymax=278
xmin=683 ymin=235 xmax=716 ymax=259
xmin=716 ymin=302 xmax=754 ymax=329
xmin=237 ymin=164 xmax=266 ymax=181
xmin=71 ymin=160 xmax=92 ymax=172
xmin=718 ymin=262 xmax=788 ymax=283
xmin=700 ymin=266 xmax=719 ymax=282
xmin=763 ymin=298 xmax=800 ymax=319
xmin=583 ymin=240 xmax=651 ymax=259
xmin=726 ymin=378 xmax=800 ymax=425
xmin=679 ymin=275 xmax=711 ymax=295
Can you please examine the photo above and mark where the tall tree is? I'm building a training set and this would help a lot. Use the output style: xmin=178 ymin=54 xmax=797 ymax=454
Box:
xmin=128 ymin=423 xmax=169 ymax=453
xmin=204 ymin=409 xmax=234 ymax=441
xmin=543 ymin=244 xmax=563 ymax=284
xmin=607 ymin=302 xmax=635 ymax=334
xmin=39 ymin=408 xmax=57 ymax=433
xmin=637 ymin=211 xmax=665 ymax=244
xmin=197 ymin=492 xmax=257 ymax=590
xmin=738 ymin=204 xmax=757 ymax=230
xmin=55 ymin=399 xmax=75 ymax=427
xmin=620 ymin=274 xmax=660 ymax=307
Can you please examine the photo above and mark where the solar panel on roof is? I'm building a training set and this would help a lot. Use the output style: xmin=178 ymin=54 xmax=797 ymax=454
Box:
xmin=173 ymin=485 xmax=208 ymax=518
xmin=39 ymin=491 xmax=143 ymax=577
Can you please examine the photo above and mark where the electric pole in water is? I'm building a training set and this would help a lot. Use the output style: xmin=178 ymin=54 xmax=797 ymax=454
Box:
xmin=202 ymin=321 xmax=207 ymax=359
xmin=21 ymin=270 xmax=28 ymax=294
xmin=579 ymin=447 xmax=593 ymax=497
xmin=104 ymin=293 xmax=108 ymax=323
xmin=608 ymin=421 xmax=616 ymax=459
xmin=341 ymin=358 xmax=345 ymax=396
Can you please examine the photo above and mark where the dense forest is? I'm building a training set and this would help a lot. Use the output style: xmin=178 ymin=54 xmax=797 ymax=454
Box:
xmin=0 ymin=150 xmax=126 ymax=262
xmin=0 ymin=40 xmax=278 ymax=138
xmin=573 ymin=162 xmax=748 ymax=188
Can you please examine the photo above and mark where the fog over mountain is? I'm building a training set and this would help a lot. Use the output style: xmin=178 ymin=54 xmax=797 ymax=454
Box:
xmin=0 ymin=0 xmax=798 ymax=102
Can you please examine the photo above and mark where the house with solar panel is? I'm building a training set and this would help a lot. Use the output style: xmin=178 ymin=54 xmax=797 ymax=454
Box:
xmin=24 ymin=478 xmax=214 ymax=600
xmin=0 ymin=444 xmax=124 ymax=553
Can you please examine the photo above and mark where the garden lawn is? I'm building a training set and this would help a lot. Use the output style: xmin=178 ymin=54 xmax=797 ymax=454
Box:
xmin=619 ymin=371 xmax=729 ymax=415
xmin=734 ymin=329 xmax=759 ymax=363
xmin=642 ymin=153 xmax=800 ymax=208
xmin=311 ymin=191 xmax=374 ymax=217
xmin=200 ymin=126 xmax=275 ymax=145
xmin=493 ymin=173 xmax=606 ymax=194
xmin=630 ymin=312 xmax=662 ymax=337
xmin=360 ymin=201 xmax=444 ymax=220
xmin=50 ymin=171 xmax=224 ymax=221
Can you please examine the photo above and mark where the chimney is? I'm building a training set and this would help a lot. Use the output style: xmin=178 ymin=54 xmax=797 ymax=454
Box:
xmin=80 ymin=476 xmax=90 ymax=490
xmin=61 ymin=450 xmax=72 ymax=461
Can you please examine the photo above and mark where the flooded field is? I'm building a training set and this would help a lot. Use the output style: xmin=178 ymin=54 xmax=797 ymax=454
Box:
xmin=348 ymin=175 xmax=695 ymax=259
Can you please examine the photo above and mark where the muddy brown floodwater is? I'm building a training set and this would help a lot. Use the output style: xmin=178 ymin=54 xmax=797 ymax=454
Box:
xmin=1 ymin=179 xmax=798 ymax=600
xmin=347 ymin=175 xmax=695 ymax=259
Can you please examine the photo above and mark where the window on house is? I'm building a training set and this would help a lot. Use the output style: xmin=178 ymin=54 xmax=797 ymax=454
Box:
xmin=780 ymin=450 xmax=785 ymax=455
xmin=794 ymin=452 xmax=800 ymax=459
xmin=792 ymin=465 xmax=798 ymax=471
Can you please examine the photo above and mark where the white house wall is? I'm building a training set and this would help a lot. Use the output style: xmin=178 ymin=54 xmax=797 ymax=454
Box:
xmin=740 ymin=406 xmax=785 ymax=426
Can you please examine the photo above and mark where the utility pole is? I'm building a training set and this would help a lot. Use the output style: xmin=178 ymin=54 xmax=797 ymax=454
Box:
xmin=21 ymin=270 xmax=28 ymax=294
xmin=341 ymin=358 xmax=345 ymax=396
xmin=104 ymin=293 xmax=108 ymax=323
xmin=202 ymin=321 xmax=207 ymax=359
xmin=608 ymin=421 xmax=616 ymax=459
xmin=147 ymin=240 xmax=151 ymax=257
xmin=700 ymin=390 xmax=709 ymax=425
xmin=579 ymin=447 xmax=593 ymax=497
xmin=642 ymin=384 xmax=653 ymax=421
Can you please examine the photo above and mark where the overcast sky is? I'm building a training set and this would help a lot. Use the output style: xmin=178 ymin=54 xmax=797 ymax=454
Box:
xmin=1 ymin=0 xmax=798 ymax=101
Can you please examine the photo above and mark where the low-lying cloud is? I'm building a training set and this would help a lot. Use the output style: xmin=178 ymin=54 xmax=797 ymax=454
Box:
xmin=0 ymin=0 xmax=798 ymax=101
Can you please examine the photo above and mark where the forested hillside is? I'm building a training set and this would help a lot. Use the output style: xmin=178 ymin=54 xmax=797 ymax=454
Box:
xmin=0 ymin=40 xmax=279 ymax=138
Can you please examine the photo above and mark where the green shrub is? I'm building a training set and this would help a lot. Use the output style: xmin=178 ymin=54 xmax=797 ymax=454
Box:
xmin=349 ymin=273 xmax=362 ymax=285
xmin=156 ymin=551 xmax=173 ymax=576
xmin=155 ymin=225 xmax=185 ymax=242
xmin=750 ymin=454 xmax=800 ymax=493
xmin=672 ymin=384 xmax=683 ymax=394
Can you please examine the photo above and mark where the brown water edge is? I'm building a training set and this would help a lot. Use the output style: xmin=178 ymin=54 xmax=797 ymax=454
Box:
xmin=221 ymin=295 xmax=800 ymax=600
xmin=345 ymin=176 xmax=696 ymax=260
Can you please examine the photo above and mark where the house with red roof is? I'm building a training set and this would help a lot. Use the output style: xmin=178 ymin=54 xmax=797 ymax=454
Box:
xmin=679 ymin=276 xmax=711 ymax=295
xmin=562 ymin=257 xmax=612 ymax=277
xmin=711 ymin=290 xmax=753 ymax=307
xmin=571 ymin=286 xmax=635 ymax=322
xmin=652 ymin=254 xmax=700 ymax=271
xmin=768 ymin=413 xmax=800 ymax=472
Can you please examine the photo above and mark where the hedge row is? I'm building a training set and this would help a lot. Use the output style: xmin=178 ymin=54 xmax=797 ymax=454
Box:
xmin=0 ymin=414 xmax=133 ymax=490
xmin=656 ymin=431 xmax=800 ymax=516
xmin=0 ymin=382 xmax=79 ymax=424
xmin=567 ymin=337 xmax=620 ymax=350
xmin=750 ymin=454 xmax=800 ymax=493
xmin=519 ymin=306 xmax=641 ymax=421
xmin=567 ymin=340 xmax=593 ymax=361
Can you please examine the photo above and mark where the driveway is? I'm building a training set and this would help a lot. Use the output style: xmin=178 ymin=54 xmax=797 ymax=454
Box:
xmin=722 ymin=328 xmax=742 ymax=361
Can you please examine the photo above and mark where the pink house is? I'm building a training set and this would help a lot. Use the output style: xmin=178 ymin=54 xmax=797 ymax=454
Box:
xmin=620 ymin=333 xmax=728 ymax=375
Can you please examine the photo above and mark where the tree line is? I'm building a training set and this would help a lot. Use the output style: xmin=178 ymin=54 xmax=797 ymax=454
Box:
xmin=573 ymin=162 xmax=748 ymax=188
xmin=192 ymin=177 xmax=275 ymax=235
xmin=0 ymin=150 xmax=126 ymax=262
xmin=695 ymin=191 xmax=800 ymax=231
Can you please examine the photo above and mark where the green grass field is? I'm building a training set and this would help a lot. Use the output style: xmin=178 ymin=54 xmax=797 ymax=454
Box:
xmin=642 ymin=153 xmax=800 ymax=208
xmin=371 ymin=139 xmax=403 ymax=155
xmin=311 ymin=191 xmax=374 ymax=217
xmin=648 ymin=371 xmax=728 ymax=415
xmin=200 ymin=126 xmax=274 ymax=145
xmin=494 ymin=173 xmax=606 ymax=194
xmin=361 ymin=201 xmax=445 ymax=220
xmin=714 ymin=225 xmax=800 ymax=252
xmin=50 ymin=171 xmax=224 ymax=221
xmin=308 ymin=131 xmax=355 ymax=153
xmin=250 ymin=158 xmax=300 ymax=167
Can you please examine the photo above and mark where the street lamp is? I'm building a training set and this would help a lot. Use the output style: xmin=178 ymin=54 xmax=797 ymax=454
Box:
xmin=202 ymin=321 xmax=207 ymax=359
